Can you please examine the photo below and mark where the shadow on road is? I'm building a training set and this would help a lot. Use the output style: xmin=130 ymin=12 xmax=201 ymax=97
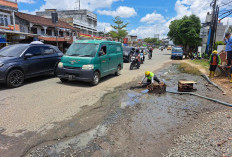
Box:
xmin=0 ymin=75 xmax=55 ymax=91
xmin=56 ymin=74 xmax=116 ymax=87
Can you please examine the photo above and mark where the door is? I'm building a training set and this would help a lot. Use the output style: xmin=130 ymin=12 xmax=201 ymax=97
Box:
xmin=108 ymin=44 xmax=118 ymax=72
xmin=99 ymin=44 xmax=110 ymax=76
xmin=41 ymin=46 xmax=58 ymax=72
xmin=24 ymin=46 xmax=45 ymax=76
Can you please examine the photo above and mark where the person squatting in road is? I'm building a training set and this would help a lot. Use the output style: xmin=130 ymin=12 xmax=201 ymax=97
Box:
xmin=209 ymin=50 xmax=221 ymax=78
xmin=138 ymin=71 xmax=160 ymax=85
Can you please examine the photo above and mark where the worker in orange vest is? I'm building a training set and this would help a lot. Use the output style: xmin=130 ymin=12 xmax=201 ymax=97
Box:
xmin=209 ymin=50 xmax=221 ymax=78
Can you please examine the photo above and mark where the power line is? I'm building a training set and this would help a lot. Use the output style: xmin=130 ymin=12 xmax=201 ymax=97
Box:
xmin=218 ymin=0 xmax=232 ymax=7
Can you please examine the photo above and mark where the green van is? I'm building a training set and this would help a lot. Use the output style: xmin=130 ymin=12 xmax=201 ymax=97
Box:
xmin=56 ymin=40 xmax=123 ymax=85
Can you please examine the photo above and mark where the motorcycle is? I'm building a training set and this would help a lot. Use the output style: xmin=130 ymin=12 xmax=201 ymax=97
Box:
xmin=130 ymin=55 xmax=140 ymax=70
xmin=140 ymin=52 xmax=145 ymax=64
xmin=148 ymin=51 xmax=152 ymax=60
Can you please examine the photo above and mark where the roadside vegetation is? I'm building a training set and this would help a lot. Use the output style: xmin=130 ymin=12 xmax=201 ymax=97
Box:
xmin=178 ymin=63 xmax=202 ymax=75
xmin=190 ymin=59 xmax=210 ymax=70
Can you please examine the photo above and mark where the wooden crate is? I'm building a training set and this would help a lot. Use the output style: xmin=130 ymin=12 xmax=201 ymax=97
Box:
xmin=147 ymin=82 xmax=166 ymax=94
xmin=178 ymin=80 xmax=196 ymax=92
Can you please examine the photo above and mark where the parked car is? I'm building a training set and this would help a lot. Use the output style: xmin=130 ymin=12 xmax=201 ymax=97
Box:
xmin=57 ymin=40 xmax=123 ymax=86
xmin=0 ymin=42 xmax=63 ymax=88
xmin=171 ymin=47 xmax=184 ymax=60
xmin=123 ymin=46 xmax=135 ymax=63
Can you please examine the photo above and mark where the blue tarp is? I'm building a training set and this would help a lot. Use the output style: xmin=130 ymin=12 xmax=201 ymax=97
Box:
xmin=0 ymin=37 xmax=7 ymax=43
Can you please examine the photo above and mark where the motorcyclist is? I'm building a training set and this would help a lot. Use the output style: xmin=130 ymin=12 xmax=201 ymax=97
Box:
xmin=149 ymin=47 xmax=153 ymax=58
xmin=138 ymin=71 xmax=160 ymax=85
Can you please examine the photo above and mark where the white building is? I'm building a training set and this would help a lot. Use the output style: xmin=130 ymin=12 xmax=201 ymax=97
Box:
xmin=36 ymin=9 xmax=97 ymax=36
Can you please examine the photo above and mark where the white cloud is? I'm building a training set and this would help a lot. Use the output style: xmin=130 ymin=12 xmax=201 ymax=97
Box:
xmin=130 ymin=0 xmax=230 ymax=38
xmin=18 ymin=0 xmax=35 ymax=4
xmin=36 ymin=0 xmax=121 ymax=12
xmin=130 ymin=24 xmax=169 ymax=39
xmin=97 ymin=6 xmax=137 ymax=18
xmin=97 ymin=22 xmax=113 ymax=32
xmin=140 ymin=12 xmax=166 ymax=24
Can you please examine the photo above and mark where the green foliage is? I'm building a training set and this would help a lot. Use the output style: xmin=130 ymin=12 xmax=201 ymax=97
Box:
xmin=109 ymin=16 xmax=128 ymax=42
xmin=213 ymin=41 xmax=225 ymax=50
xmin=144 ymin=38 xmax=160 ymax=46
xmin=168 ymin=15 xmax=202 ymax=50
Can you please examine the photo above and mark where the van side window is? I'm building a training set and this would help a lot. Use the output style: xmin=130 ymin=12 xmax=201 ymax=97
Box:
xmin=108 ymin=44 xmax=116 ymax=54
xmin=101 ymin=45 xmax=107 ymax=55
xmin=116 ymin=45 xmax=122 ymax=52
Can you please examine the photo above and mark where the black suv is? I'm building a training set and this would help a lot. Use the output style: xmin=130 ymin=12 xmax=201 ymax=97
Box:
xmin=0 ymin=42 xmax=63 ymax=88
xmin=123 ymin=46 xmax=135 ymax=63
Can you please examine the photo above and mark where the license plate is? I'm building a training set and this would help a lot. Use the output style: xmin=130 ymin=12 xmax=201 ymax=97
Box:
xmin=65 ymin=74 xmax=75 ymax=80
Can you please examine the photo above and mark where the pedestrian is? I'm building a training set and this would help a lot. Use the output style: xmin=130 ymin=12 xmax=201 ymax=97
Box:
xmin=209 ymin=50 xmax=221 ymax=78
xmin=224 ymin=33 xmax=232 ymax=66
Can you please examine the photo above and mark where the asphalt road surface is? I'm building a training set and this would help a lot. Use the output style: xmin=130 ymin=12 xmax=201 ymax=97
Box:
xmin=0 ymin=49 xmax=171 ymax=156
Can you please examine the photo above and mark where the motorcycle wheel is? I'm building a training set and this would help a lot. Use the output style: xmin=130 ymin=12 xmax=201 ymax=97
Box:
xmin=130 ymin=63 xmax=134 ymax=70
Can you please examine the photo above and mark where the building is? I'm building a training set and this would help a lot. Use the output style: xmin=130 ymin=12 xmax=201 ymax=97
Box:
xmin=15 ymin=12 xmax=79 ymax=51
xmin=200 ymin=13 xmax=230 ymax=53
xmin=0 ymin=0 xmax=20 ymax=47
xmin=36 ymin=9 xmax=98 ymax=36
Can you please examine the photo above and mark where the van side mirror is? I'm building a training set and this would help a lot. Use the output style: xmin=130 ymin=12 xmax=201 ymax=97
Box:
xmin=24 ymin=53 xmax=33 ymax=59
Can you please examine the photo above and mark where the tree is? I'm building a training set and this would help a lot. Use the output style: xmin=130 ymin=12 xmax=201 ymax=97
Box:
xmin=144 ymin=37 xmax=160 ymax=46
xmin=168 ymin=15 xmax=202 ymax=55
xmin=109 ymin=16 xmax=128 ymax=42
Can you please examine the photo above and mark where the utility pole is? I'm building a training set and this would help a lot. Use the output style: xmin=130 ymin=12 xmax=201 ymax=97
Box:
xmin=79 ymin=0 xmax=81 ymax=10
xmin=206 ymin=0 xmax=219 ymax=54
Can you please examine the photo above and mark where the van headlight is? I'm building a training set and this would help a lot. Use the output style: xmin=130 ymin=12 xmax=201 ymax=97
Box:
xmin=58 ymin=62 xmax=63 ymax=68
xmin=0 ymin=63 xmax=4 ymax=67
xmin=82 ymin=64 xmax=94 ymax=70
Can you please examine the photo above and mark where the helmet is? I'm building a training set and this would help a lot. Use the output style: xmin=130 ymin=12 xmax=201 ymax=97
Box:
xmin=145 ymin=71 xmax=150 ymax=77
xmin=213 ymin=50 xmax=218 ymax=54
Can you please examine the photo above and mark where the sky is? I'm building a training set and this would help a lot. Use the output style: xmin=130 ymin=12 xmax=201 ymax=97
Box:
xmin=17 ymin=0 xmax=232 ymax=39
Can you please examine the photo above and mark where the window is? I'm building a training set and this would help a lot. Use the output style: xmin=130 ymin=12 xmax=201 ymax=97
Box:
xmin=0 ymin=15 xmax=9 ymax=27
xmin=101 ymin=45 xmax=107 ymax=55
xmin=0 ymin=45 xmax=28 ymax=57
xmin=66 ymin=43 xmax=99 ymax=57
xmin=26 ymin=46 xmax=43 ymax=56
xmin=43 ymin=47 xmax=54 ymax=55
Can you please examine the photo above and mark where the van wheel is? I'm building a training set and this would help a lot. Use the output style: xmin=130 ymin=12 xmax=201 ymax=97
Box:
xmin=91 ymin=72 xmax=100 ymax=86
xmin=6 ymin=69 xmax=24 ymax=88
xmin=115 ymin=66 xmax=121 ymax=76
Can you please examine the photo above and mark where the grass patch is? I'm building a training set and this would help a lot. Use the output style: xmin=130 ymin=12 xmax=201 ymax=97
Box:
xmin=178 ymin=63 xmax=202 ymax=75
xmin=190 ymin=59 xmax=209 ymax=69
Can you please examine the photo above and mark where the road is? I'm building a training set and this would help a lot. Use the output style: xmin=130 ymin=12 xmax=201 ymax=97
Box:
xmin=0 ymin=49 xmax=171 ymax=156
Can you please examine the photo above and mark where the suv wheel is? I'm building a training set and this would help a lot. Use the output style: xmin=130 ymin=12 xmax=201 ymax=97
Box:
xmin=6 ymin=69 xmax=24 ymax=88
xmin=60 ymin=78 xmax=68 ymax=83
xmin=115 ymin=65 xmax=121 ymax=76
xmin=91 ymin=72 xmax=100 ymax=86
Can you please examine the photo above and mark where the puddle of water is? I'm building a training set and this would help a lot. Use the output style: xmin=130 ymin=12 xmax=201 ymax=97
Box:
xmin=43 ymin=124 xmax=107 ymax=155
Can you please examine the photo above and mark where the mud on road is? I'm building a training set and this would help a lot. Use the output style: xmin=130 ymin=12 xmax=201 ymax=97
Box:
xmin=2 ymin=64 xmax=231 ymax=157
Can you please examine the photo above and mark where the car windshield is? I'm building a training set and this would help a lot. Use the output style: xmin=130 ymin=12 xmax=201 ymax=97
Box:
xmin=173 ymin=48 xmax=183 ymax=52
xmin=0 ymin=45 xmax=28 ymax=57
xmin=66 ymin=43 xmax=99 ymax=57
